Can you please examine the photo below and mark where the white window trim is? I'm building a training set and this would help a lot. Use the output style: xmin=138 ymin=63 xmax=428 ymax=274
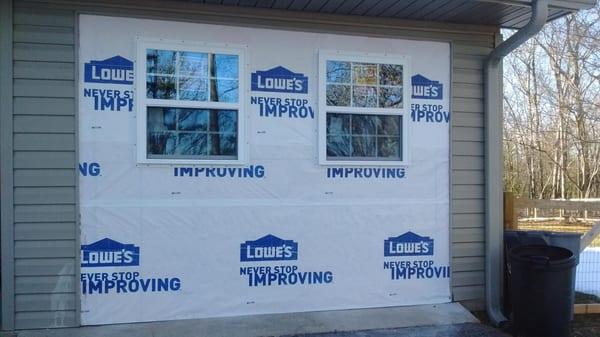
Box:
xmin=136 ymin=37 xmax=248 ymax=165
xmin=318 ymin=50 xmax=411 ymax=166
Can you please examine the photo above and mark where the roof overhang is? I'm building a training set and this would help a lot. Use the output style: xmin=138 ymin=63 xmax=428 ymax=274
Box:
xmin=164 ymin=0 xmax=596 ymax=29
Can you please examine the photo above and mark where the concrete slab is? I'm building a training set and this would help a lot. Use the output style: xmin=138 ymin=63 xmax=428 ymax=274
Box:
xmin=11 ymin=303 xmax=479 ymax=337
xmin=287 ymin=323 xmax=509 ymax=337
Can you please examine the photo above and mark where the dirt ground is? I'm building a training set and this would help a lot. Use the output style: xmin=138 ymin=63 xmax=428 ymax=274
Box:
xmin=473 ymin=311 xmax=600 ymax=337
xmin=571 ymin=314 xmax=600 ymax=337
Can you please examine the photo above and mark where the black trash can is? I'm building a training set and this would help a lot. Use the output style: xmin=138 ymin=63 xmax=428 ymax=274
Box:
xmin=509 ymin=245 xmax=577 ymax=337
xmin=503 ymin=230 xmax=580 ymax=319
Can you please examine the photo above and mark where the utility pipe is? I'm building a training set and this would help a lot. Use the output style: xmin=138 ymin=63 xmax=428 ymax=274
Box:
xmin=484 ymin=0 xmax=549 ymax=327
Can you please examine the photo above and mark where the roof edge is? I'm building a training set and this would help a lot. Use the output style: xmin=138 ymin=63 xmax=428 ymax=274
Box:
xmin=26 ymin=0 xmax=500 ymax=35
xmin=478 ymin=0 xmax=596 ymax=11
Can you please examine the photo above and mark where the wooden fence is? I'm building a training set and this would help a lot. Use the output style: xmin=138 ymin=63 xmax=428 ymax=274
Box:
xmin=503 ymin=192 xmax=600 ymax=314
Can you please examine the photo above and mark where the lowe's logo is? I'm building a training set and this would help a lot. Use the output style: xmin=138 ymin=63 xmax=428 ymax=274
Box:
xmin=241 ymin=234 xmax=298 ymax=262
xmin=84 ymin=56 xmax=134 ymax=85
xmin=251 ymin=66 xmax=308 ymax=94
xmin=81 ymin=238 xmax=140 ymax=267
xmin=384 ymin=231 xmax=434 ymax=257
xmin=411 ymin=74 xmax=443 ymax=100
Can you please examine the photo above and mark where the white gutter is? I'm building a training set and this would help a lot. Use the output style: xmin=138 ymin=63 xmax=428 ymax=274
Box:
xmin=484 ymin=0 xmax=549 ymax=327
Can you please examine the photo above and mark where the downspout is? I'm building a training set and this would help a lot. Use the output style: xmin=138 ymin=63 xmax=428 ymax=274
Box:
xmin=484 ymin=0 xmax=548 ymax=326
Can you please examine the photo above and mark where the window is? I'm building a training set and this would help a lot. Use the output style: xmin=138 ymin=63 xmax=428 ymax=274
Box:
xmin=137 ymin=40 xmax=245 ymax=164
xmin=319 ymin=52 xmax=410 ymax=165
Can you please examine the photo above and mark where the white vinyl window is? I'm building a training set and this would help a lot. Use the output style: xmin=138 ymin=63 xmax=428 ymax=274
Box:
xmin=318 ymin=51 xmax=410 ymax=166
xmin=136 ymin=39 xmax=246 ymax=164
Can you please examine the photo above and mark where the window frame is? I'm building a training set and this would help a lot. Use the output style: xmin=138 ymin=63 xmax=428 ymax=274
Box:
xmin=318 ymin=50 xmax=411 ymax=166
xmin=136 ymin=38 xmax=247 ymax=164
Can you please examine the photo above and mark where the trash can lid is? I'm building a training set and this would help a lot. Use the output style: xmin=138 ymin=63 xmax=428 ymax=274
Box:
xmin=509 ymin=244 xmax=577 ymax=269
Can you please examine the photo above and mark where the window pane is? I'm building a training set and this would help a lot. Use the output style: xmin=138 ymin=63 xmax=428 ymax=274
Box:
xmin=179 ymin=52 xmax=208 ymax=77
xmin=179 ymin=77 xmax=208 ymax=101
xmin=147 ymin=75 xmax=176 ymax=99
xmin=327 ymin=135 xmax=352 ymax=157
xmin=352 ymin=63 xmax=377 ymax=85
xmin=147 ymin=107 xmax=176 ymax=131
xmin=326 ymin=113 xmax=402 ymax=161
xmin=210 ymin=79 xmax=238 ymax=103
xmin=209 ymin=110 xmax=238 ymax=133
xmin=177 ymin=133 xmax=208 ymax=155
xmin=378 ymin=115 xmax=400 ymax=135
xmin=211 ymin=54 xmax=238 ymax=79
xmin=327 ymin=113 xmax=351 ymax=135
xmin=178 ymin=109 xmax=208 ymax=131
xmin=378 ymin=136 xmax=401 ymax=159
xmin=326 ymin=84 xmax=351 ymax=106
xmin=352 ymin=136 xmax=376 ymax=157
xmin=352 ymin=114 xmax=378 ymax=135
xmin=209 ymin=133 xmax=237 ymax=156
xmin=146 ymin=49 xmax=176 ymax=75
xmin=147 ymin=108 xmax=238 ymax=159
xmin=147 ymin=132 xmax=176 ymax=155
xmin=326 ymin=61 xmax=350 ymax=83
xmin=379 ymin=86 xmax=403 ymax=108
xmin=352 ymin=86 xmax=377 ymax=107
xmin=379 ymin=64 xmax=403 ymax=86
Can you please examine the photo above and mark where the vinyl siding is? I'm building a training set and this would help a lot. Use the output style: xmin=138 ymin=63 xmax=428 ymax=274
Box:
xmin=9 ymin=0 xmax=493 ymax=329
xmin=12 ymin=2 xmax=77 ymax=329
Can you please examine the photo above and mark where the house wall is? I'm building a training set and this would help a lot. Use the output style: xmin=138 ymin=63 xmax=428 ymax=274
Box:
xmin=2 ymin=0 xmax=496 ymax=330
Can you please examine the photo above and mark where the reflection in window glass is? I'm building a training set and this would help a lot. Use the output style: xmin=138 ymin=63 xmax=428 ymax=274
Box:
xmin=379 ymin=86 xmax=402 ymax=108
xmin=179 ymin=52 xmax=208 ymax=77
xmin=211 ymin=54 xmax=239 ymax=79
xmin=325 ymin=60 xmax=403 ymax=109
xmin=178 ymin=77 xmax=208 ymax=101
xmin=146 ymin=49 xmax=239 ymax=103
xmin=147 ymin=50 xmax=176 ymax=75
xmin=352 ymin=63 xmax=377 ymax=85
xmin=379 ymin=64 xmax=403 ymax=86
xmin=146 ymin=76 xmax=176 ymax=99
xmin=326 ymin=84 xmax=351 ymax=106
xmin=326 ymin=113 xmax=402 ymax=160
xmin=210 ymin=79 xmax=239 ymax=103
xmin=352 ymin=86 xmax=377 ymax=107
xmin=326 ymin=61 xmax=351 ymax=83
xmin=147 ymin=107 xmax=238 ymax=159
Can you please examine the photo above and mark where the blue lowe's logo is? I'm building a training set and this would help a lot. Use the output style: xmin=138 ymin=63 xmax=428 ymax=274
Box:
xmin=241 ymin=234 xmax=298 ymax=262
xmin=384 ymin=231 xmax=434 ymax=257
xmin=251 ymin=66 xmax=308 ymax=94
xmin=81 ymin=238 xmax=140 ymax=267
xmin=411 ymin=74 xmax=443 ymax=100
xmin=84 ymin=56 xmax=134 ymax=85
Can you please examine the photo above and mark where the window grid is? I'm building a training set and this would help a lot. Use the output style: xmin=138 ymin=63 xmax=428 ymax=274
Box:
xmin=147 ymin=108 xmax=237 ymax=159
xmin=326 ymin=113 xmax=402 ymax=160
xmin=139 ymin=42 xmax=245 ymax=164
xmin=325 ymin=61 xmax=403 ymax=109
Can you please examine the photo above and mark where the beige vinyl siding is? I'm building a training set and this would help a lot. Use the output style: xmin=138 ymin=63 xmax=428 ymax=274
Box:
xmin=9 ymin=0 xmax=494 ymax=328
xmin=12 ymin=2 xmax=77 ymax=329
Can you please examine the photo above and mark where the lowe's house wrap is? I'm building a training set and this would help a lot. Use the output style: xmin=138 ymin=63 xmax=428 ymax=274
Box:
xmin=78 ymin=14 xmax=450 ymax=325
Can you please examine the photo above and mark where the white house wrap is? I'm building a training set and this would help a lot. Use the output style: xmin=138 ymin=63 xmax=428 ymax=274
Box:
xmin=78 ymin=14 xmax=450 ymax=325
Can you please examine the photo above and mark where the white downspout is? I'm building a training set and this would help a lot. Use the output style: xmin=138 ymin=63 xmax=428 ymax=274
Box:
xmin=484 ymin=0 xmax=549 ymax=326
